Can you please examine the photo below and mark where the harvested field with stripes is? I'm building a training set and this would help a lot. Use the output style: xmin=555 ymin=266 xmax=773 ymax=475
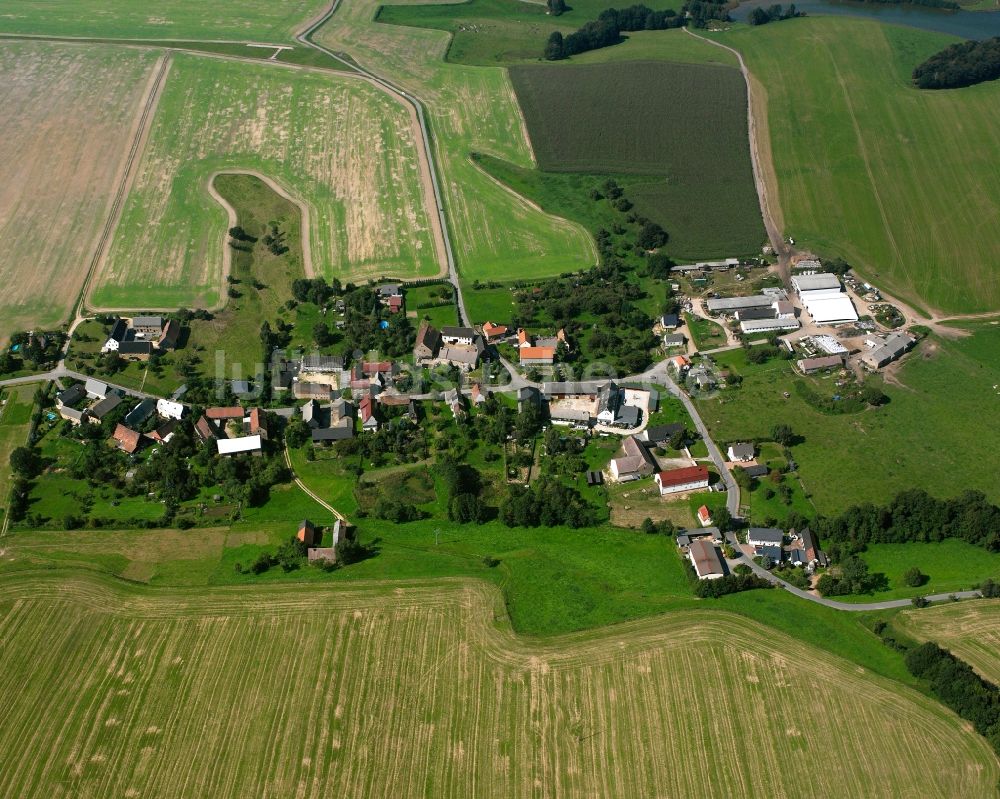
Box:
xmin=92 ymin=52 xmax=444 ymax=310
xmin=0 ymin=42 xmax=158 ymax=341
xmin=0 ymin=574 xmax=994 ymax=798
xmin=898 ymin=600 xmax=1000 ymax=684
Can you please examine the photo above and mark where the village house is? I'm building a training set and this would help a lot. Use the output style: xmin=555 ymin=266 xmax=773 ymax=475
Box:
xmin=669 ymin=355 xmax=690 ymax=375
xmin=158 ymin=319 xmax=180 ymax=350
xmin=441 ymin=326 xmax=477 ymax=347
xmin=117 ymin=340 xmax=153 ymax=360
xmin=654 ymin=465 xmax=710 ymax=495
xmin=470 ymin=383 xmax=487 ymax=405
xmin=206 ymin=406 xmax=244 ymax=421
xmin=247 ymin=408 xmax=267 ymax=440
xmin=58 ymin=405 xmax=89 ymax=425
xmin=481 ymin=321 xmax=508 ymax=342
xmin=861 ymin=332 xmax=916 ymax=370
xmin=519 ymin=346 xmax=555 ymax=367
xmin=697 ymin=505 xmax=712 ymax=526
xmin=359 ymin=392 xmax=379 ymax=432
xmin=88 ymin=393 xmax=122 ymax=422
xmin=609 ymin=436 xmax=656 ymax=482
xmin=156 ymin=399 xmax=185 ymax=420
xmin=747 ymin=527 xmax=784 ymax=548
xmin=101 ymin=319 xmax=128 ymax=353
xmin=797 ymin=354 xmax=844 ymax=375
xmin=549 ymin=406 xmax=591 ymax=430
xmin=85 ymin=378 xmax=111 ymax=401
xmin=292 ymin=381 xmax=333 ymax=401
xmin=56 ymin=384 xmax=87 ymax=410
xmin=111 ymin=424 xmax=142 ymax=455
xmin=688 ymin=539 xmax=726 ymax=580
xmin=297 ymin=519 xmax=318 ymax=547
xmin=195 ymin=415 xmax=218 ymax=443
xmin=595 ymin=381 xmax=639 ymax=428
xmin=124 ymin=399 xmax=157 ymax=428
xmin=662 ymin=333 xmax=686 ymax=348
xmin=301 ymin=399 xmax=322 ymax=428
xmin=642 ymin=423 xmax=686 ymax=448
xmin=727 ymin=443 xmax=755 ymax=462
xmin=443 ymin=388 xmax=466 ymax=420
xmin=148 ymin=419 xmax=177 ymax=443
xmin=414 ymin=321 xmax=443 ymax=362
xmin=376 ymin=284 xmax=404 ymax=314
xmin=132 ymin=316 xmax=164 ymax=337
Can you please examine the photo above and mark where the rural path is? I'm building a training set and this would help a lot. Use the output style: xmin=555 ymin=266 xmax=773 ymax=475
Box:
xmin=296 ymin=0 xmax=469 ymax=326
xmin=283 ymin=445 xmax=347 ymax=523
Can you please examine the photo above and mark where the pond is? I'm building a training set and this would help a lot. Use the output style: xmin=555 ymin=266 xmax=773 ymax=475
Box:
xmin=731 ymin=0 xmax=1000 ymax=39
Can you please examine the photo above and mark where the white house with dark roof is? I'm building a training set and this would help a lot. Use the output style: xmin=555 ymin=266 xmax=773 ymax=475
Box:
xmin=727 ymin=443 xmax=755 ymax=462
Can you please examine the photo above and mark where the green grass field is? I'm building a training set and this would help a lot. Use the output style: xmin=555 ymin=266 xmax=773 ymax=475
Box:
xmin=684 ymin=312 xmax=728 ymax=350
xmin=697 ymin=324 xmax=1000 ymax=514
xmin=0 ymin=0 xmax=327 ymax=40
xmin=507 ymin=60 xmax=764 ymax=259
xmin=717 ymin=18 xmax=1000 ymax=313
xmin=845 ymin=540 xmax=1000 ymax=602
xmin=316 ymin=0 xmax=595 ymax=286
xmin=0 ymin=43 xmax=158 ymax=342
xmin=0 ymin=384 xmax=37 ymax=520
xmin=92 ymin=52 xmax=442 ymax=309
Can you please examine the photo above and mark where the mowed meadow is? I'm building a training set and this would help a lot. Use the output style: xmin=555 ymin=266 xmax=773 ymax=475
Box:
xmin=899 ymin=600 xmax=1000 ymax=684
xmin=0 ymin=0 xmax=327 ymax=39
xmin=0 ymin=42 xmax=158 ymax=340
xmin=93 ymin=52 xmax=444 ymax=310
xmin=0 ymin=574 xmax=995 ymax=798
xmin=718 ymin=18 xmax=1000 ymax=313
xmin=318 ymin=0 xmax=596 ymax=283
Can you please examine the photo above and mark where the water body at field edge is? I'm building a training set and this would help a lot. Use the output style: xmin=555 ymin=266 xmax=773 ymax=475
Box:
xmin=732 ymin=0 xmax=1000 ymax=39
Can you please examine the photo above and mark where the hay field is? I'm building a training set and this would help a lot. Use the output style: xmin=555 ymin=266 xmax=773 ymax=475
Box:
xmin=318 ymin=0 xmax=596 ymax=283
xmin=718 ymin=18 xmax=1000 ymax=314
xmin=0 ymin=42 xmax=158 ymax=340
xmin=0 ymin=0 xmax=327 ymax=40
xmin=0 ymin=384 xmax=37 ymax=519
xmin=898 ymin=600 xmax=1000 ymax=684
xmin=92 ymin=53 xmax=443 ymax=309
xmin=0 ymin=574 xmax=994 ymax=798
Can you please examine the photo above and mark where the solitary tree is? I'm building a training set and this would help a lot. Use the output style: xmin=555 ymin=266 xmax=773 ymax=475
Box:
xmin=904 ymin=566 xmax=928 ymax=587
xmin=544 ymin=31 xmax=565 ymax=60
xmin=547 ymin=0 xmax=566 ymax=15
xmin=772 ymin=423 xmax=795 ymax=446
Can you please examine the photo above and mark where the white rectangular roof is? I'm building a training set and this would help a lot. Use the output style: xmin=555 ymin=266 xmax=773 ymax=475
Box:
xmin=216 ymin=435 xmax=262 ymax=455
xmin=801 ymin=295 xmax=859 ymax=324
xmin=792 ymin=273 xmax=841 ymax=292
xmin=706 ymin=295 xmax=774 ymax=312
xmin=740 ymin=318 xmax=800 ymax=333
xmin=799 ymin=287 xmax=846 ymax=301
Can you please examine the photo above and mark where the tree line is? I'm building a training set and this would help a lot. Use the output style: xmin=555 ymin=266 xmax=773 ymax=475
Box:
xmin=747 ymin=3 xmax=804 ymax=25
xmin=544 ymin=4 xmax=688 ymax=61
xmin=814 ymin=489 xmax=1000 ymax=563
xmin=913 ymin=37 xmax=1000 ymax=90
xmin=905 ymin=642 xmax=1000 ymax=755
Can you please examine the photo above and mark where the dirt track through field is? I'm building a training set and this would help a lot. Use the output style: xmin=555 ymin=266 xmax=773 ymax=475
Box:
xmin=0 ymin=574 xmax=993 ymax=798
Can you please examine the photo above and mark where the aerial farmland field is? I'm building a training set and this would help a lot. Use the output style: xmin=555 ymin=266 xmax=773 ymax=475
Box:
xmin=0 ymin=0 xmax=327 ymax=40
xmin=318 ymin=0 xmax=596 ymax=284
xmin=91 ymin=52 xmax=445 ymax=310
xmin=898 ymin=600 xmax=1000 ymax=684
xmin=505 ymin=60 xmax=766 ymax=260
xmin=717 ymin=18 xmax=1000 ymax=314
xmin=0 ymin=384 xmax=36 ymax=521
xmin=0 ymin=42 xmax=158 ymax=341
xmin=0 ymin=574 xmax=994 ymax=798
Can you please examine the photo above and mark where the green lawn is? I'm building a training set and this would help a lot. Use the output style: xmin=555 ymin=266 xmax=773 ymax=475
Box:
xmin=0 ymin=0 xmax=327 ymax=40
xmin=716 ymin=18 xmax=1000 ymax=313
xmin=0 ymin=384 xmax=38 ymax=520
xmin=844 ymin=540 xmax=1000 ymax=603
xmin=697 ymin=324 xmax=1000 ymax=513
xmin=684 ymin=312 xmax=728 ymax=350
xmin=93 ymin=52 xmax=441 ymax=308
xmin=407 ymin=283 xmax=459 ymax=328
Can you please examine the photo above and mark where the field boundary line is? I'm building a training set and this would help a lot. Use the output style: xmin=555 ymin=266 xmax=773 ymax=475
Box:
xmin=79 ymin=51 xmax=173 ymax=317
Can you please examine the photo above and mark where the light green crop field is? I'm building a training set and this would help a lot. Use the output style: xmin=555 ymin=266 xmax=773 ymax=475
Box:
xmin=697 ymin=323 xmax=1000 ymax=514
xmin=716 ymin=18 xmax=1000 ymax=314
xmin=0 ymin=574 xmax=994 ymax=798
xmin=0 ymin=42 xmax=157 ymax=341
xmin=0 ymin=0 xmax=327 ymax=40
xmin=899 ymin=600 xmax=1000 ymax=684
xmin=92 ymin=52 xmax=444 ymax=309
xmin=317 ymin=0 xmax=596 ymax=286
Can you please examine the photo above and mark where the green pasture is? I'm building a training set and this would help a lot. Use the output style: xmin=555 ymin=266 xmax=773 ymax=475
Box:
xmin=717 ymin=18 xmax=1000 ymax=313
xmin=697 ymin=324 xmax=1000 ymax=513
